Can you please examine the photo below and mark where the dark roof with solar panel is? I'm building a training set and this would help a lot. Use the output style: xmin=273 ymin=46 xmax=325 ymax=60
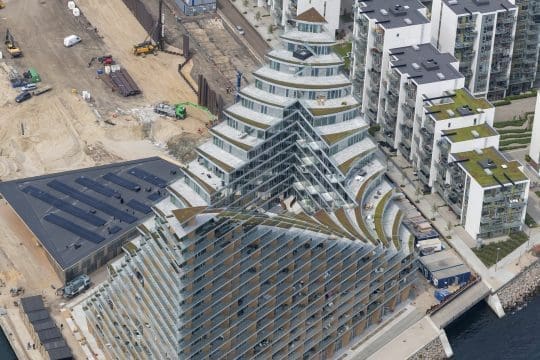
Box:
xmin=0 ymin=157 xmax=182 ymax=269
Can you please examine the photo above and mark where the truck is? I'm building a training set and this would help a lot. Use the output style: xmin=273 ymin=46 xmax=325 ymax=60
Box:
xmin=154 ymin=103 xmax=186 ymax=119
xmin=63 ymin=274 xmax=90 ymax=299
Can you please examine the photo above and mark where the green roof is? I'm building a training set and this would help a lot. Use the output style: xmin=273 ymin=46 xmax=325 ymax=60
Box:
xmin=321 ymin=126 xmax=366 ymax=145
xmin=426 ymin=89 xmax=492 ymax=121
xmin=443 ymin=123 xmax=498 ymax=142
xmin=453 ymin=147 xmax=528 ymax=188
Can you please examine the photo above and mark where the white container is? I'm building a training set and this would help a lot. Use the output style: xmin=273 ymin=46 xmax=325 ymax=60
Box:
xmin=110 ymin=64 xmax=121 ymax=72
xmin=73 ymin=8 xmax=80 ymax=17
xmin=64 ymin=35 xmax=81 ymax=47
xmin=68 ymin=1 xmax=76 ymax=10
xmin=104 ymin=66 xmax=111 ymax=74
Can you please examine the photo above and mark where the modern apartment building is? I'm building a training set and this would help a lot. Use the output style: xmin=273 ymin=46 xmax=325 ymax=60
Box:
xmin=529 ymin=92 xmax=540 ymax=173
xmin=431 ymin=0 xmax=517 ymax=100
xmin=418 ymin=88 xmax=498 ymax=187
xmin=83 ymin=12 xmax=418 ymax=359
xmin=268 ymin=0 xmax=354 ymax=36
xmin=437 ymin=147 xmax=529 ymax=239
xmin=508 ymin=0 xmax=540 ymax=94
xmin=351 ymin=0 xmax=431 ymax=123
xmin=381 ymin=43 xmax=464 ymax=160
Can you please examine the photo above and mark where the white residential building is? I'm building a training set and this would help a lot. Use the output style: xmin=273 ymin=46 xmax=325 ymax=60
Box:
xmin=431 ymin=0 xmax=517 ymax=100
xmin=529 ymin=92 xmax=540 ymax=174
xmin=439 ymin=147 xmax=529 ymax=239
xmin=351 ymin=0 xmax=431 ymax=124
xmin=267 ymin=0 xmax=354 ymax=36
xmin=381 ymin=43 xmax=464 ymax=161
xmin=419 ymin=88 xmax=498 ymax=188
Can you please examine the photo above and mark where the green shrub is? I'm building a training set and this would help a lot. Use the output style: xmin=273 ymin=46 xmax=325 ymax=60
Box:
xmin=498 ymin=128 xmax=531 ymax=135
xmin=494 ymin=117 xmax=528 ymax=128
xmin=505 ymin=90 xmax=537 ymax=101
xmin=500 ymin=138 xmax=531 ymax=147
xmin=493 ymin=99 xmax=512 ymax=107
xmin=525 ymin=213 xmax=537 ymax=228
xmin=525 ymin=154 xmax=532 ymax=162
xmin=368 ymin=124 xmax=380 ymax=137
xmin=500 ymin=144 xmax=528 ymax=151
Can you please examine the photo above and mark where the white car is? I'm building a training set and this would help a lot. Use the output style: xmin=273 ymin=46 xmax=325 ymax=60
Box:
xmin=64 ymin=34 xmax=81 ymax=47
xmin=235 ymin=26 xmax=245 ymax=35
xmin=21 ymin=83 xmax=37 ymax=92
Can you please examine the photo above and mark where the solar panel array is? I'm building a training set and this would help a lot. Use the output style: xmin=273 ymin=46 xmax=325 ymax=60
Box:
xmin=22 ymin=186 xmax=106 ymax=227
xmin=75 ymin=176 xmax=119 ymax=198
xmin=44 ymin=213 xmax=105 ymax=243
xmin=103 ymin=173 xmax=141 ymax=191
xmin=127 ymin=199 xmax=152 ymax=214
xmin=128 ymin=167 xmax=167 ymax=188
xmin=47 ymin=180 xmax=137 ymax=224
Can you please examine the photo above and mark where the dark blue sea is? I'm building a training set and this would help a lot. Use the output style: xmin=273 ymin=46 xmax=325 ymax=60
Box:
xmin=446 ymin=294 xmax=540 ymax=360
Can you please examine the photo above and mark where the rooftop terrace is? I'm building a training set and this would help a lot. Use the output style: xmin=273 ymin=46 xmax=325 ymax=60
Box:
xmin=452 ymin=147 xmax=528 ymax=187
xmin=390 ymin=43 xmax=462 ymax=85
xmin=442 ymin=123 xmax=498 ymax=142
xmin=358 ymin=0 xmax=429 ymax=29
xmin=442 ymin=0 xmax=516 ymax=15
xmin=426 ymin=89 xmax=492 ymax=120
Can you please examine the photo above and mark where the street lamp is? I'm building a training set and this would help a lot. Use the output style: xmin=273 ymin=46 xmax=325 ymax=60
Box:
xmin=495 ymin=247 xmax=501 ymax=271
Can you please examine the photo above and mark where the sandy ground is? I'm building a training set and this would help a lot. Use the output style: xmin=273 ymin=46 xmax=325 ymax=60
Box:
xmin=0 ymin=0 xmax=211 ymax=181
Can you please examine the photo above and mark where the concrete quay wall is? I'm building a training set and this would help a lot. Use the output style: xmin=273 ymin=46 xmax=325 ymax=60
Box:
xmin=497 ymin=259 xmax=540 ymax=310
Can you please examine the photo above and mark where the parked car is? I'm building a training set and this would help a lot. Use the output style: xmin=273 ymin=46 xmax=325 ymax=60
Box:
xmin=64 ymin=34 xmax=81 ymax=47
xmin=15 ymin=91 xmax=32 ymax=103
xmin=21 ymin=83 xmax=37 ymax=92
xmin=235 ymin=25 xmax=245 ymax=35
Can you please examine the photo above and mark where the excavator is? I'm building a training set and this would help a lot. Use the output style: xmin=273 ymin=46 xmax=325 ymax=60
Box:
xmin=0 ymin=1 xmax=5 ymax=9
xmin=133 ymin=0 xmax=164 ymax=57
xmin=5 ymin=29 xmax=22 ymax=57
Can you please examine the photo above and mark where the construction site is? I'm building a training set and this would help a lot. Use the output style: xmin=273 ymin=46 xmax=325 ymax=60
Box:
xmin=0 ymin=0 xmax=260 ymax=358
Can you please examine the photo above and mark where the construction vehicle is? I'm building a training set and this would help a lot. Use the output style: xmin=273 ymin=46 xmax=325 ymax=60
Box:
xmin=133 ymin=0 xmax=164 ymax=57
xmin=5 ymin=29 xmax=22 ymax=58
xmin=154 ymin=103 xmax=186 ymax=119
xmin=0 ymin=1 xmax=5 ymax=9
xmin=133 ymin=40 xmax=158 ymax=57
xmin=98 ymin=55 xmax=115 ymax=65
xmin=63 ymin=274 xmax=90 ymax=299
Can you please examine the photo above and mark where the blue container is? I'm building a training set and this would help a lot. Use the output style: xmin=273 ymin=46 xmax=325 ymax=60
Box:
xmin=96 ymin=69 xmax=104 ymax=75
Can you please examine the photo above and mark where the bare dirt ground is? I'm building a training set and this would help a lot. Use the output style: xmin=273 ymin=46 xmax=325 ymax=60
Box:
xmin=0 ymin=0 xmax=211 ymax=181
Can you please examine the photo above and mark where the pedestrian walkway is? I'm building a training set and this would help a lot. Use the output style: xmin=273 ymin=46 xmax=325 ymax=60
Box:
xmin=228 ymin=1 xmax=281 ymax=45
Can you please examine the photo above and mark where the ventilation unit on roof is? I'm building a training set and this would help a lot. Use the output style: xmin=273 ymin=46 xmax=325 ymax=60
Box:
xmin=471 ymin=130 xmax=479 ymax=138
xmin=473 ymin=0 xmax=490 ymax=5
xmin=390 ymin=5 xmax=408 ymax=16
xmin=446 ymin=109 xmax=455 ymax=117
xmin=404 ymin=18 xmax=412 ymax=24
xmin=412 ymin=44 xmax=420 ymax=51
xmin=436 ymin=73 xmax=445 ymax=80
xmin=484 ymin=168 xmax=493 ymax=175
xmin=412 ymin=62 xmax=420 ymax=70
xmin=501 ymin=164 xmax=508 ymax=169
xmin=422 ymin=59 xmax=440 ymax=71
xmin=448 ymin=0 xmax=458 ymax=4
xmin=478 ymin=158 xmax=497 ymax=169
xmin=380 ymin=9 xmax=388 ymax=15
xmin=475 ymin=148 xmax=483 ymax=155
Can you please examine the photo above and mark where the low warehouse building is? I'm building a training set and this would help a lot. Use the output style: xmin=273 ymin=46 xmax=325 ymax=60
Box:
xmin=419 ymin=249 xmax=471 ymax=288
xmin=0 ymin=157 xmax=183 ymax=282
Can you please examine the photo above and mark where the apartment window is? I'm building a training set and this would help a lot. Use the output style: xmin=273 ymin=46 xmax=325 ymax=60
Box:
xmin=269 ymin=85 xmax=276 ymax=94
xmin=311 ymin=68 xmax=319 ymax=76
xmin=270 ymin=61 xmax=281 ymax=71
xmin=261 ymin=105 xmax=268 ymax=114
xmin=255 ymin=79 xmax=263 ymax=89
xmin=326 ymin=68 xmax=334 ymax=76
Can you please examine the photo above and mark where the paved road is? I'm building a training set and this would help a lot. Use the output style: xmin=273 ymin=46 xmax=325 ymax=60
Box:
xmin=217 ymin=0 xmax=271 ymax=61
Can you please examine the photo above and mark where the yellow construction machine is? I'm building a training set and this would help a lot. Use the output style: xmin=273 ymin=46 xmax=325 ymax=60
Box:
xmin=0 ymin=1 xmax=5 ymax=9
xmin=133 ymin=40 xmax=157 ymax=57
xmin=5 ymin=29 xmax=22 ymax=58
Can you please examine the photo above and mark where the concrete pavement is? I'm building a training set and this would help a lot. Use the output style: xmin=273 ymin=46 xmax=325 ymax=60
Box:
xmin=494 ymin=96 xmax=537 ymax=122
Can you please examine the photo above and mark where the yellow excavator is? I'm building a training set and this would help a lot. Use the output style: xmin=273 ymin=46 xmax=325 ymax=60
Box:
xmin=5 ymin=29 xmax=22 ymax=58
xmin=0 ymin=1 xmax=5 ymax=9
xmin=133 ymin=40 xmax=157 ymax=57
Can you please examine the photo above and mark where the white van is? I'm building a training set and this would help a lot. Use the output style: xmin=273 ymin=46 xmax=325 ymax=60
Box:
xmin=64 ymin=35 xmax=81 ymax=47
